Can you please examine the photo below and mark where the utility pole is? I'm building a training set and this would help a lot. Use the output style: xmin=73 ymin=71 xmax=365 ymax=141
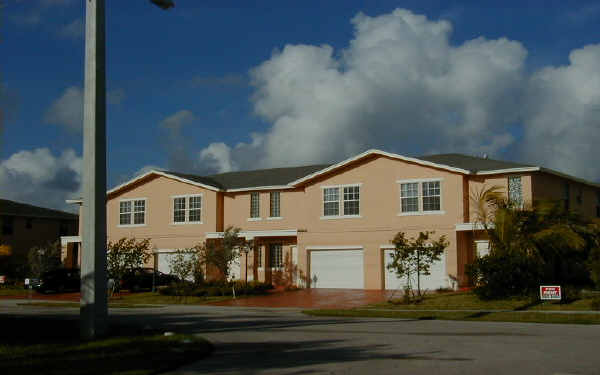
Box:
xmin=80 ymin=0 xmax=174 ymax=340
xmin=81 ymin=0 xmax=107 ymax=340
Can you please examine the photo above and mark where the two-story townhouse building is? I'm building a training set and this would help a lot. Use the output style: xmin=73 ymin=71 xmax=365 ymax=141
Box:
xmin=1 ymin=198 xmax=78 ymax=278
xmin=65 ymin=149 xmax=600 ymax=290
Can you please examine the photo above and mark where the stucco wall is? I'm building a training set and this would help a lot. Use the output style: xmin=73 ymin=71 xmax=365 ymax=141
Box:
xmin=532 ymin=172 xmax=600 ymax=218
xmin=106 ymin=175 xmax=218 ymax=251
xmin=466 ymin=174 xmax=533 ymax=223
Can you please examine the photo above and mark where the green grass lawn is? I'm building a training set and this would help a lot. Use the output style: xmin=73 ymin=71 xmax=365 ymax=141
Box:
xmin=12 ymin=292 xmax=237 ymax=307
xmin=1 ymin=289 xmax=241 ymax=305
xmin=304 ymin=291 xmax=600 ymax=325
xmin=372 ymin=291 xmax=600 ymax=311
xmin=0 ymin=287 xmax=30 ymax=296
xmin=112 ymin=291 xmax=236 ymax=305
xmin=0 ymin=316 xmax=212 ymax=375
xmin=17 ymin=302 xmax=165 ymax=309
xmin=303 ymin=309 xmax=600 ymax=324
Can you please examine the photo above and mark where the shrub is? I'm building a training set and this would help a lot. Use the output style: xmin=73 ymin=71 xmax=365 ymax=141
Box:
xmin=591 ymin=297 xmax=600 ymax=311
xmin=467 ymin=251 xmax=542 ymax=300
xmin=28 ymin=241 xmax=62 ymax=278
xmin=561 ymin=285 xmax=582 ymax=304
xmin=158 ymin=280 xmax=273 ymax=297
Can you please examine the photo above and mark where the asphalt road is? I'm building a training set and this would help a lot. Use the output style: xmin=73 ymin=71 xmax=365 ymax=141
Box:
xmin=1 ymin=300 xmax=599 ymax=375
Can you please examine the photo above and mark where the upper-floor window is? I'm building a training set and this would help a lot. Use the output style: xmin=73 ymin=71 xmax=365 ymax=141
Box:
xmin=398 ymin=179 xmax=444 ymax=215
xmin=26 ymin=218 xmax=33 ymax=229
xmin=422 ymin=181 xmax=441 ymax=211
xmin=269 ymin=243 xmax=283 ymax=268
xmin=172 ymin=194 xmax=202 ymax=224
xmin=596 ymin=191 xmax=600 ymax=218
xmin=322 ymin=184 xmax=361 ymax=218
xmin=400 ymin=183 xmax=419 ymax=213
xmin=119 ymin=198 xmax=146 ymax=226
xmin=250 ymin=192 xmax=260 ymax=218
xmin=270 ymin=192 xmax=281 ymax=218
xmin=508 ymin=176 xmax=523 ymax=208
xmin=2 ymin=216 xmax=13 ymax=235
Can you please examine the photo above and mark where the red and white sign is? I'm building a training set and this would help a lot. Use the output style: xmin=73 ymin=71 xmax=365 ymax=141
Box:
xmin=540 ymin=285 xmax=561 ymax=300
xmin=0 ymin=275 xmax=5 ymax=284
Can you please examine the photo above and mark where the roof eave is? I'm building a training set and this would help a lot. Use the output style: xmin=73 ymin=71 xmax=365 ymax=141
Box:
xmin=288 ymin=149 xmax=472 ymax=187
xmin=475 ymin=167 xmax=540 ymax=175
xmin=225 ymin=185 xmax=294 ymax=193
xmin=106 ymin=170 xmax=222 ymax=196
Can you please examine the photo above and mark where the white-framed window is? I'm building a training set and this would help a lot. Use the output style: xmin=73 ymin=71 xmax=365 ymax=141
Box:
xmin=250 ymin=192 xmax=260 ymax=218
xmin=422 ymin=181 xmax=441 ymax=211
xmin=270 ymin=191 xmax=281 ymax=218
xmin=323 ymin=187 xmax=340 ymax=216
xmin=343 ymin=186 xmax=360 ymax=215
xmin=119 ymin=198 xmax=146 ymax=226
xmin=269 ymin=243 xmax=283 ymax=269
xmin=400 ymin=182 xmax=419 ymax=213
xmin=321 ymin=184 xmax=361 ymax=219
xmin=171 ymin=194 xmax=202 ymax=224
xmin=397 ymin=179 xmax=444 ymax=215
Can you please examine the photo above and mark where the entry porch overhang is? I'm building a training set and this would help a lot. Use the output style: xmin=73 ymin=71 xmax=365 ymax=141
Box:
xmin=455 ymin=223 xmax=494 ymax=231
xmin=205 ymin=229 xmax=298 ymax=240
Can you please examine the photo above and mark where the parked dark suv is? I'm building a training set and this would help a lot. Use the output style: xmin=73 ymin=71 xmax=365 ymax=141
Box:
xmin=120 ymin=268 xmax=178 ymax=292
xmin=36 ymin=268 xmax=80 ymax=294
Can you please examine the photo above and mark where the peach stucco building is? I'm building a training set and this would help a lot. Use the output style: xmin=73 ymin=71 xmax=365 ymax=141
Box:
xmin=66 ymin=149 xmax=600 ymax=290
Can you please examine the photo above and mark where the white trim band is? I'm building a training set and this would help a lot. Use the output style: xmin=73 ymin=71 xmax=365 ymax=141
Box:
xmin=305 ymin=245 xmax=364 ymax=250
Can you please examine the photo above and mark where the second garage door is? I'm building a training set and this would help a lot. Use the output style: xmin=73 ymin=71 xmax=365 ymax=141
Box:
xmin=384 ymin=249 xmax=449 ymax=291
xmin=310 ymin=249 xmax=364 ymax=289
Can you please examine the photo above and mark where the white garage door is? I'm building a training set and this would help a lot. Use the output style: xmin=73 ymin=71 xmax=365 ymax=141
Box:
xmin=310 ymin=249 xmax=364 ymax=289
xmin=384 ymin=249 xmax=449 ymax=291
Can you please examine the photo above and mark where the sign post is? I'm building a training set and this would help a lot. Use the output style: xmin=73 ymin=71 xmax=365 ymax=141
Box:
xmin=540 ymin=285 xmax=562 ymax=301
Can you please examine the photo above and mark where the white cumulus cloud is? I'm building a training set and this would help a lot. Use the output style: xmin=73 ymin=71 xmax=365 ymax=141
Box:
xmin=44 ymin=86 xmax=83 ymax=133
xmin=195 ymin=8 xmax=600 ymax=183
xmin=0 ymin=148 xmax=82 ymax=212
xmin=44 ymin=86 xmax=126 ymax=134
xmin=199 ymin=8 xmax=527 ymax=172
xmin=521 ymin=44 xmax=600 ymax=181
xmin=199 ymin=143 xmax=236 ymax=173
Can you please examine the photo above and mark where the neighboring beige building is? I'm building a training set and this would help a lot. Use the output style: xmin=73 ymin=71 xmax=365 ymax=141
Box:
xmin=69 ymin=149 xmax=600 ymax=290
xmin=0 ymin=199 xmax=78 ymax=277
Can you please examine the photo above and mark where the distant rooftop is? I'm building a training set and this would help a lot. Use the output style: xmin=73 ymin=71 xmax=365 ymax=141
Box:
xmin=1 ymin=199 xmax=78 ymax=220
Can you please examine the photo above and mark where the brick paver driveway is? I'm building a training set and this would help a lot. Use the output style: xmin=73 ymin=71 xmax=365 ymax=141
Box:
xmin=209 ymin=288 xmax=391 ymax=309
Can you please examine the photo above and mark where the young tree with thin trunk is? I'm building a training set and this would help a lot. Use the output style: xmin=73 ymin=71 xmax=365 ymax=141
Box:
xmin=387 ymin=231 xmax=448 ymax=299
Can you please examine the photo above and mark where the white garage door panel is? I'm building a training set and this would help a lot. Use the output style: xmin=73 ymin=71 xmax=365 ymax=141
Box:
xmin=384 ymin=249 xmax=449 ymax=291
xmin=310 ymin=250 xmax=364 ymax=289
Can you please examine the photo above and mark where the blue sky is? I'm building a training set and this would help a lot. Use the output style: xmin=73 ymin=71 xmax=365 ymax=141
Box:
xmin=1 ymin=0 xmax=599 ymax=210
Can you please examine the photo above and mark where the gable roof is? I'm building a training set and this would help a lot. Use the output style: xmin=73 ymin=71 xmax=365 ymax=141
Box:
xmin=1 ymin=199 xmax=78 ymax=220
xmin=107 ymin=149 xmax=599 ymax=195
